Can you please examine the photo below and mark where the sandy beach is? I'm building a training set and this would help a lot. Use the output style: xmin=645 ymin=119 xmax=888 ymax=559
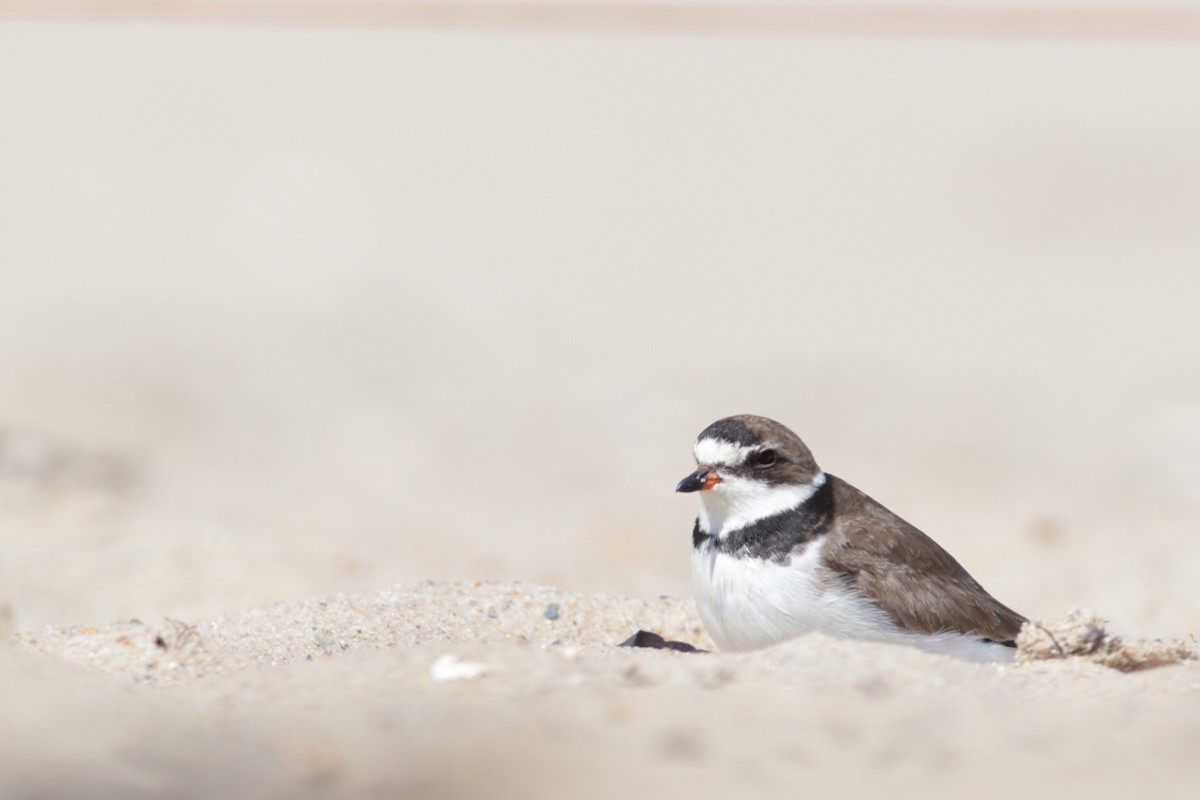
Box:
xmin=6 ymin=581 xmax=1199 ymax=799
xmin=2 ymin=7 xmax=1199 ymax=798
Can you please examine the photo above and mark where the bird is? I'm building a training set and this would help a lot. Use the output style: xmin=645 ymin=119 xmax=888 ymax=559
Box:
xmin=677 ymin=414 xmax=1026 ymax=662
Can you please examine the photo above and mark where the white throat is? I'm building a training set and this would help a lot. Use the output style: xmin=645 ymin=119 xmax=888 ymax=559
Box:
xmin=697 ymin=472 xmax=826 ymax=540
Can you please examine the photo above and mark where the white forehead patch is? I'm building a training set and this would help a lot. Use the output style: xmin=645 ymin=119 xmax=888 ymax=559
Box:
xmin=694 ymin=437 xmax=756 ymax=467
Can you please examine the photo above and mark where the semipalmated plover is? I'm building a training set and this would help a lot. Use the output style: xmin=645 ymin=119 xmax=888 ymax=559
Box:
xmin=678 ymin=415 xmax=1026 ymax=662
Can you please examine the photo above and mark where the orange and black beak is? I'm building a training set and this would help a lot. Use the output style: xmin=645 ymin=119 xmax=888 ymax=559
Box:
xmin=676 ymin=465 xmax=721 ymax=493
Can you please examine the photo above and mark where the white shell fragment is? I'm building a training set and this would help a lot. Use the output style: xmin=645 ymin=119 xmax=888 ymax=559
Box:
xmin=430 ymin=654 xmax=488 ymax=682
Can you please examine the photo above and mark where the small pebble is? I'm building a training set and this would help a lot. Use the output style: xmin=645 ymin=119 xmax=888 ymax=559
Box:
xmin=544 ymin=604 xmax=560 ymax=620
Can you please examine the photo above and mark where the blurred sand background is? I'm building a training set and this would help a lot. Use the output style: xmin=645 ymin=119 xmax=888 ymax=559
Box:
xmin=2 ymin=3 xmax=1199 ymax=798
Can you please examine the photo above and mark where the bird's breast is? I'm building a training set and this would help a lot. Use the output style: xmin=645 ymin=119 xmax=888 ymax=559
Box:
xmin=690 ymin=536 xmax=890 ymax=652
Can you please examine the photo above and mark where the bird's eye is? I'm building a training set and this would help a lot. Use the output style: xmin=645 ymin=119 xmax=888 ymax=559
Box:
xmin=753 ymin=449 xmax=777 ymax=467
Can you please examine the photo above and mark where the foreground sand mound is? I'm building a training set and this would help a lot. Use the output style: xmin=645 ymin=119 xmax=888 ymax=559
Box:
xmin=14 ymin=581 xmax=708 ymax=684
xmin=1017 ymin=609 xmax=1198 ymax=672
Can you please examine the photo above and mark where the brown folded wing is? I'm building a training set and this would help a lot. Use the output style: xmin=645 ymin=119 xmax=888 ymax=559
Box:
xmin=820 ymin=476 xmax=1027 ymax=642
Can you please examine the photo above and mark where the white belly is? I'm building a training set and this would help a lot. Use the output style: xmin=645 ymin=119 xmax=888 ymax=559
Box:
xmin=690 ymin=538 xmax=1015 ymax=662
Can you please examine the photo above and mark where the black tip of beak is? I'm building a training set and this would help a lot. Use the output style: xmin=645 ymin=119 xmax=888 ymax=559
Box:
xmin=676 ymin=467 xmax=709 ymax=493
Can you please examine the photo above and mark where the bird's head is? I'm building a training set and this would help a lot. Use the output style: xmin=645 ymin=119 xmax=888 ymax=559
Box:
xmin=677 ymin=414 xmax=825 ymax=538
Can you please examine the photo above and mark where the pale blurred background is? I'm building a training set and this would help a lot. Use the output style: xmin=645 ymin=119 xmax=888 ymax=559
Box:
xmin=2 ymin=2 xmax=1199 ymax=639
